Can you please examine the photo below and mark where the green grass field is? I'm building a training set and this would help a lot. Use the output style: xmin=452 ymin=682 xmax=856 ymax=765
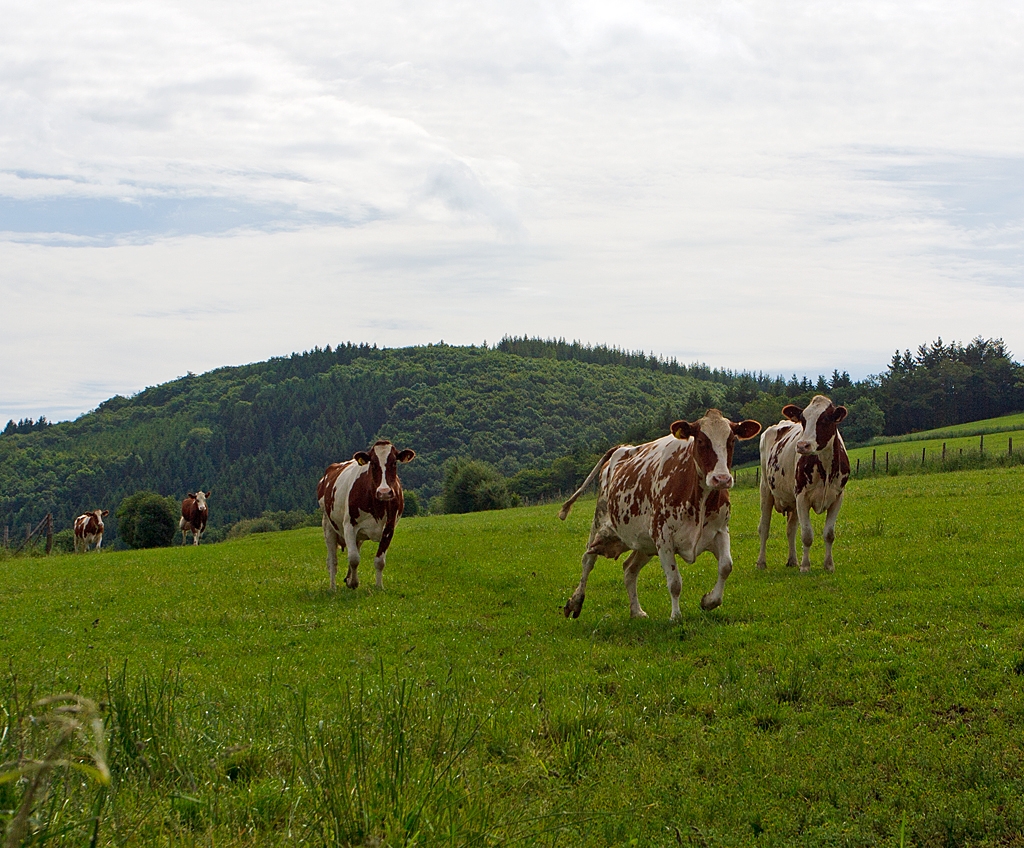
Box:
xmin=3 ymin=467 xmax=1024 ymax=846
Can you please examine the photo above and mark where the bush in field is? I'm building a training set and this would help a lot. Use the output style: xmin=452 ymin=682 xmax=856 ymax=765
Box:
xmin=227 ymin=516 xmax=280 ymax=540
xmin=51 ymin=528 xmax=76 ymax=554
xmin=843 ymin=397 xmax=886 ymax=444
xmin=116 ymin=492 xmax=178 ymax=548
xmin=402 ymin=489 xmax=420 ymax=517
xmin=442 ymin=459 xmax=519 ymax=513
xmin=225 ymin=509 xmax=320 ymax=540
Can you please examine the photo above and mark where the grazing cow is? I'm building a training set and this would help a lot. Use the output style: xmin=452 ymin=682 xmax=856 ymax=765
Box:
xmin=73 ymin=509 xmax=108 ymax=552
xmin=179 ymin=491 xmax=211 ymax=545
xmin=560 ymin=410 xmax=761 ymax=620
xmin=316 ymin=440 xmax=416 ymax=591
xmin=757 ymin=395 xmax=850 ymax=573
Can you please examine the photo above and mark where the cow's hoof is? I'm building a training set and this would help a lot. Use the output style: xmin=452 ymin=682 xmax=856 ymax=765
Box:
xmin=756 ymin=560 xmax=767 ymax=571
xmin=630 ymin=609 xmax=649 ymax=619
xmin=563 ymin=596 xmax=584 ymax=618
xmin=786 ymin=559 xmax=798 ymax=568
xmin=700 ymin=593 xmax=722 ymax=611
xmin=823 ymin=561 xmax=835 ymax=574
xmin=799 ymin=565 xmax=810 ymax=574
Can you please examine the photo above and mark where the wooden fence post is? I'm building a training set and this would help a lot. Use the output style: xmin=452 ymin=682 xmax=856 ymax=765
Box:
xmin=45 ymin=513 xmax=53 ymax=555
xmin=872 ymin=449 xmax=876 ymax=471
xmin=856 ymin=458 xmax=860 ymax=475
xmin=922 ymin=446 xmax=926 ymax=466
xmin=885 ymin=452 xmax=889 ymax=473
xmin=980 ymin=434 xmax=984 ymax=456
xmin=755 ymin=467 xmax=759 ymax=486
xmin=942 ymin=442 xmax=946 ymax=462
xmin=1010 ymin=437 xmax=1014 ymax=457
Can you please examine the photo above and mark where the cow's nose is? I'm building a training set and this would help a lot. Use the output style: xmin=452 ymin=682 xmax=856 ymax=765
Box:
xmin=709 ymin=472 xmax=733 ymax=489
xmin=796 ymin=441 xmax=813 ymax=454
xmin=376 ymin=487 xmax=394 ymax=500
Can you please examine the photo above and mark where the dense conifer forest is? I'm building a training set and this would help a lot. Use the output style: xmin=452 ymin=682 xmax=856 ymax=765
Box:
xmin=2 ymin=336 xmax=1021 ymax=544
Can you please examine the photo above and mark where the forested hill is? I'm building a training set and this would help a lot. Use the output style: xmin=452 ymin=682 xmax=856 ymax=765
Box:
xmin=3 ymin=336 xmax=1021 ymax=544
xmin=0 ymin=343 xmax=730 ymax=541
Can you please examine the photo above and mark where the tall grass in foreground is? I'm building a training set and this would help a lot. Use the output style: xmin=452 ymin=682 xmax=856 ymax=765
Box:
xmin=1 ymin=665 xmax=569 ymax=846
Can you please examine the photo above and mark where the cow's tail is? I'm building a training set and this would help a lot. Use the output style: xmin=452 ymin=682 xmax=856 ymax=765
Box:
xmin=558 ymin=446 xmax=619 ymax=521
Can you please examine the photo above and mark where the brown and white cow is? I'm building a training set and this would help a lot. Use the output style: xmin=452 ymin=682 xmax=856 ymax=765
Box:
xmin=757 ymin=395 xmax=850 ymax=573
xmin=316 ymin=440 xmax=416 ymax=591
xmin=73 ymin=509 xmax=109 ymax=552
xmin=179 ymin=491 xmax=211 ymax=545
xmin=560 ymin=410 xmax=761 ymax=620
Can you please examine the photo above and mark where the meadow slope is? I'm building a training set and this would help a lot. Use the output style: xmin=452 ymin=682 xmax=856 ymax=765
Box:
xmin=3 ymin=467 xmax=1024 ymax=846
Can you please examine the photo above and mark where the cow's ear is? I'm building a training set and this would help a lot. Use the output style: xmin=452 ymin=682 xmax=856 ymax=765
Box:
xmin=205 ymin=491 xmax=211 ymax=498
xmin=353 ymin=451 xmax=371 ymax=466
xmin=831 ymin=406 xmax=848 ymax=424
xmin=101 ymin=510 xmax=109 ymax=517
xmin=397 ymin=449 xmax=416 ymax=463
xmin=733 ymin=419 xmax=762 ymax=440
xmin=782 ymin=405 xmax=802 ymax=422
xmin=671 ymin=420 xmax=695 ymax=440
xmin=187 ymin=493 xmax=195 ymax=499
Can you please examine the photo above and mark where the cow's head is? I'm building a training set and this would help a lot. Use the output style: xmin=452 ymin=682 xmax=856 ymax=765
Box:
xmin=671 ymin=409 xmax=761 ymax=490
xmin=188 ymin=491 xmax=211 ymax=512
xmin=782 ymin=395 xmax=847 ymax=456
xmin=353 ymin=440 xmax=416 ymax=501
xmin=91 ymin=509 xmax=109 ymax=525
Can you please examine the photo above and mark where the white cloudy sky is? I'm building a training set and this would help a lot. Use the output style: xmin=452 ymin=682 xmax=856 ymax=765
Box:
xmin=2 ymin=1 xmax=1022 ymax=423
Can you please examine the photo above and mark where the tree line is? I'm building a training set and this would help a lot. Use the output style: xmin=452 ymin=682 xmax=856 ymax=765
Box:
xmin=2 ymin=336 xmax=1020 ymax=542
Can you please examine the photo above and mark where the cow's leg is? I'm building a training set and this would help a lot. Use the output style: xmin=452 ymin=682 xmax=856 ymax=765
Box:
xmin=756 ymin=482 xmax=773 ymax=570
xmin=374 ymin=524 xmax=396 ymax=589
xmin=657 ymin=549 xmax=683 ymax=621
xmin=701 ymin=530 xmax=733 ymax=611
xmin=796 ymin=497 xmax=814 ymax=572
xmin=785 ymin=510 xmax=799 ymax=568
xmin=179 ymin=517 xmax=188 ymax=546
xmin=95 ymin=534 xmax=103 ymax=551
xmin=821 ymin=492 xmax=844 ymax=573
xmin=322 ymin=520 xmax=341 ymax=591
xmin=622 ymin=551 xmax=652 ymax=618
xmin=192 ymin=526 xmax=201 ymax=546
xmin=564 ymin=552 xmax=598 ymax=619
xmin=343 ymin=527 xmax=362 ymax=589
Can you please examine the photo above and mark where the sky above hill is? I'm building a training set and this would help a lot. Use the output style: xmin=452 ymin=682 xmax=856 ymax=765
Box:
xmin=2 ymin=1 xmax=1023 ymax=423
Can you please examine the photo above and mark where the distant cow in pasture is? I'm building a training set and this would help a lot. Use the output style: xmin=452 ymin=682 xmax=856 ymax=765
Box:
xmin=179 ymin=491 xmax=211 ymax=545
xmin=73 ymin=509 xmax=109 ymax=552
xmin=560 ymin=409 xmax=761 ymax=620
xmin=757 ymin=395 xmax=850 ymax=573
xmin=316 ymin=440 xmax=415 ymax=591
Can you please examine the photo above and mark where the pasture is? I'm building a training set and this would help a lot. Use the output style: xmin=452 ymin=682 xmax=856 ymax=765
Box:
xmin=3 ymin=467 xmax=1024 ymax=846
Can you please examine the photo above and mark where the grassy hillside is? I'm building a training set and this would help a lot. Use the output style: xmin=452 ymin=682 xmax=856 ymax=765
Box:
xmin=3 ymin=467 xmax=1024 ymax=845
xmin=0 ymin=343 xmax=723 ymax=542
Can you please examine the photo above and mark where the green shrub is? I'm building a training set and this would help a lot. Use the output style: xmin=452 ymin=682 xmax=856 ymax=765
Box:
xmin=116 ymin=492 xmax=179 ymax=548
xmin=402 ymin=489 xmax=420 ymax=517
xmin=442 ymin=459 xmax=519 ymax=513
xmin=51 ymin=528 xmax=76 ymax=554
xmin=226 ymin=517 xmax=281 ymax=540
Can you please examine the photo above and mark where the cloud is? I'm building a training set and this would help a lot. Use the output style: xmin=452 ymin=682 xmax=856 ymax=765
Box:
xmin=1 ymin=1 xmax=1024 ymax=422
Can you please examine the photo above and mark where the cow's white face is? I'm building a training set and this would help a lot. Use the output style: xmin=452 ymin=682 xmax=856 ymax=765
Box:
xmin=783 ymin=395 xmax=848 ymax=456
xmin=354 ymin=441 xmax=416 ymax=501
xmin=672 ymin=410 xmax=761 ymax=490
xmin=194 ymin=491 xmax=209 ymax=512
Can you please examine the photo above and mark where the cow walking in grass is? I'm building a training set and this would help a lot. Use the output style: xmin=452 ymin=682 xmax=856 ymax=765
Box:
xmin=180 ymin=491 xmax=210 ymax=545
xmin=560 ymin=410 xmax=761 ymax=620
xmin=757 ymin=395 xmax=850 ymax=572
xmin=317 ymin=440 xmax=415 ymax=591
xmin=73 ymin=509 xmax=108 ymax=552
